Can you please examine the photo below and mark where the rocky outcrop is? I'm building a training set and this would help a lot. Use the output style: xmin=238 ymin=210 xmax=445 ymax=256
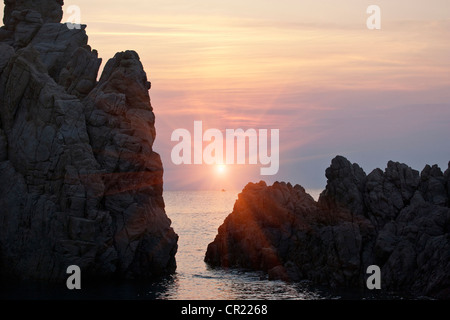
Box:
xmin=205 ymin=156 xmax=450 ymax=299
xmin=0 ymin=0 xmax=177 ymax=281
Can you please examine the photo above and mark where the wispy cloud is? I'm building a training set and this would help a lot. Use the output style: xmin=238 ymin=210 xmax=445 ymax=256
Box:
xmin=13 ymin=0 xmax=448 ymax=189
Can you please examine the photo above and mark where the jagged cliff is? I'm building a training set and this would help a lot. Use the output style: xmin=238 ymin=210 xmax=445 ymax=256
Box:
xmin=205 ymin=156 xmax=450 ymax=299
xmin=0 ymin=0 xmax=177 ymax=281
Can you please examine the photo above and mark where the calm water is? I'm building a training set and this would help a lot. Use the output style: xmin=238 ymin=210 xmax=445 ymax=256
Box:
xmin=157 ymin=189 xmax=327 ymax=300
xmin=2 ymin=189 xmax=392 ymax=300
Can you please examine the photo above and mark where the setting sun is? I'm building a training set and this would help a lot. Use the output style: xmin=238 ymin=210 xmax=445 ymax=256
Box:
xmin=216 ymin=164 xmax=227 ymax=175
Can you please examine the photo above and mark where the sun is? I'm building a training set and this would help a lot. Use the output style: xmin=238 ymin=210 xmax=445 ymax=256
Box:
xmin=216 ymin=164 xmax=227 ymax=175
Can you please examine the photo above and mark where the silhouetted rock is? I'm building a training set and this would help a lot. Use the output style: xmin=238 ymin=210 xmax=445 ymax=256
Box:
xmin=59 ymin=46 xmax=101 ymax=99
xmin=0 ymin=0 xmax=177 ymax=281
xmin=318 ymin=155 xmax=366 ymax=217
xmin=205 ymin=156 xmax=450 ymax=299
xmin=3 ymin=0 xmax=63 ymax=27
xmin=420 ymin=164 xmax=447 ymax=206
xmin=446 ymin=163 xmax=450 ymax=200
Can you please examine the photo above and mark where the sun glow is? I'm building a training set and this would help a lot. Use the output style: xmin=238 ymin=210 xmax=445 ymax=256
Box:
xmin=216 ymin=164 xmax=227 ymax=175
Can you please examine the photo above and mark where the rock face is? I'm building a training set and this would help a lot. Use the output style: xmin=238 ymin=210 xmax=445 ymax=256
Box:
xmin=205 ymin=156 xmax=450 ymax=299
xmin=0 ymin=0 xmax=177 ymax=281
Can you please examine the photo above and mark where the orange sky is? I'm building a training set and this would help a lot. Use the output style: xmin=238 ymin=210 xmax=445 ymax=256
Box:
xmin=3 ymin=1 xmax=449 ymax=190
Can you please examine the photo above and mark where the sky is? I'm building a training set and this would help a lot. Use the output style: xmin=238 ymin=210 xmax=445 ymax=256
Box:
xmin=3 ymin=1 xmax=449 ymax=191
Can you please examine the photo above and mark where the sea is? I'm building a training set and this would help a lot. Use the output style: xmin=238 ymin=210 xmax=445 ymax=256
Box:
xmin=0 ymin=190 xmax=398 ymax=300
xmin=158 ymin=189 xmax=326 ymax=300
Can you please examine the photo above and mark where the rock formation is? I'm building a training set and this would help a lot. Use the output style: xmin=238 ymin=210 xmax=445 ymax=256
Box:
xmin=0 ymin=0 xmax=177 ymax=281
xmin=205 ymin=156 xmax=450 ymax=299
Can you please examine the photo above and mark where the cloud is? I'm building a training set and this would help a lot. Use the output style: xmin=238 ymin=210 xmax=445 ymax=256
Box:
xmin=21 ymin=0 xmax=450 ymax=190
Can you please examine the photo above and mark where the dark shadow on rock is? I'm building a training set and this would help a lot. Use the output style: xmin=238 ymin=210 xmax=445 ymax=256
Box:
xmin=205 ymin=156 xmax=450 ymax=299
xmin=0 ymin=0 xmax=178 ymax=283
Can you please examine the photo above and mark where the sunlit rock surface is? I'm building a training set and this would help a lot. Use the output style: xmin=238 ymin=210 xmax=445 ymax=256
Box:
xmin=206 ymin=156 xmax=450 ymax=299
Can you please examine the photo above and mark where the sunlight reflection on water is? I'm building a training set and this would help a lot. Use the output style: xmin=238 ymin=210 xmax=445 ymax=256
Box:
xmin=0 ymin=189 xmax=398 ymax=300
xmin=159 ymin=189 xmax=326 ymax=300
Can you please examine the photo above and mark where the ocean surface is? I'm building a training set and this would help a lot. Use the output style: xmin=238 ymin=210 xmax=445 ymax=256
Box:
xmin=158 ymin=189 xmax=327 ymax=300
xmin=0 ymin=189 xmax=395 ymax=300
